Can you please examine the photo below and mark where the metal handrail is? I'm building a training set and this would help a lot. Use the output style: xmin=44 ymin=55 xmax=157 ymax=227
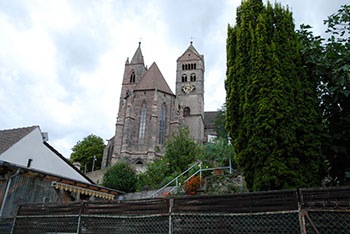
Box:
xmin=150 ymin=161 xmax=200 ymax=198
xmin=150 ymin=157 xmax=233 ymax=198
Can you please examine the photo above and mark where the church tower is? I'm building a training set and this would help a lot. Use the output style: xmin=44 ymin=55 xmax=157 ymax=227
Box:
xmin=176 ymin=42 xmax=205 ymax=143
xmin=110 ymin=43 xmax=147 ymax=165
xmin=102 ymin=43 xmax=181 ymax=169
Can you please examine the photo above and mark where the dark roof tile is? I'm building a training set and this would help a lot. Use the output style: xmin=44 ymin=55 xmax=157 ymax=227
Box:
xmin=0 ymin=126 xmax=38 ymax=155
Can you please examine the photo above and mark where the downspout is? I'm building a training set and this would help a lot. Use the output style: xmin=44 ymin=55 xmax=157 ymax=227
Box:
xmin=0 ymin=169 xmax=20 ymax=217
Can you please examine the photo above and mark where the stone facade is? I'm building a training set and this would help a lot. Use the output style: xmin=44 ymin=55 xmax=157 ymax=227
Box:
xmin=102 ymin=42 xmax=217 ymax=169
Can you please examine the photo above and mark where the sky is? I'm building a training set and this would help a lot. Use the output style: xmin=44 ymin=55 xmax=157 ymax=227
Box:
xmin=0 ymin=0 xmax=346 ymax=158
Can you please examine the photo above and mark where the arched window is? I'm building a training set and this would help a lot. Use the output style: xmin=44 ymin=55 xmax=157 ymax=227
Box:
xmin=190 ymin=64 xmax=194 ymax=70
xmin=184 ymin=64 xmax=188 ymax=70
xmin=159 ymin=103 xmax=166 ymax=145
xmin=130 ymin=71 xmax=136 ymax=83
xmin=194 ymin=63 xmax=196 ymax=69
xmin=190 ymin=73 xmax=196 ymax=82
xmin=139 ymin=104 xmax=147 ymax=141
xmin=184 ymin=107 xmax=190 ymax=116
xmin=182 ymin=64 xmax=185 ymax=70
xmin=182 ymin=74 xmax=187 ymax=82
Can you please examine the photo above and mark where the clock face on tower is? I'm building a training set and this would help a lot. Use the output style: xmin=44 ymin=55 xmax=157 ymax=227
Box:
xmin=182 ymin=83 xmax=196 ymax=94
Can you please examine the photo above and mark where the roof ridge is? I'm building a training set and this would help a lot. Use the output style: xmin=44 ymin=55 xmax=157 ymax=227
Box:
xmin=0 ymin=125 xmax=38 ymax=133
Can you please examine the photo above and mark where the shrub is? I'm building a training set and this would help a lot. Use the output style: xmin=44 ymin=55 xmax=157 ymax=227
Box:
xmin=102 ymin=162 xmax=137 ymax=193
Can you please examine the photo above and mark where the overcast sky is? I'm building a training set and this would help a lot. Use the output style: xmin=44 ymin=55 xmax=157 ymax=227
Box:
xmin=0 ymin=0 xmax=346 ymax=158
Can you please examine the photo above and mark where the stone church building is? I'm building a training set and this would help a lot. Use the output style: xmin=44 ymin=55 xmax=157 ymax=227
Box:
xmin=102 ymin=42 xmax=217 ymax=169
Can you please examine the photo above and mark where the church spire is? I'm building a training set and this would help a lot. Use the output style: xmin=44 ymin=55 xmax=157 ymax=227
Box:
xmin=130 ymin=42 xmax=144 ymax=64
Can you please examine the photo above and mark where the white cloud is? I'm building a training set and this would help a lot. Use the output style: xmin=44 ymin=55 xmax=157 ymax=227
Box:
xmin=0 ymin=0 xmax=346 ymax=158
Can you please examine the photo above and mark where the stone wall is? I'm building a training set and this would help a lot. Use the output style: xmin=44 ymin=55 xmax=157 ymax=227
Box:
xmin=86 ymin=168 xmax=108 ymax=184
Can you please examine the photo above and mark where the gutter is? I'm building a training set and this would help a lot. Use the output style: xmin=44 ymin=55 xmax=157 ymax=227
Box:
xmin=0 ymin=169 xmax=20 ymax=217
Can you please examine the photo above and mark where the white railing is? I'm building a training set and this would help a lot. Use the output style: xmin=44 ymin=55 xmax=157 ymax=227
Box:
xmin=150 ymin=157 xmax=233 ymax=198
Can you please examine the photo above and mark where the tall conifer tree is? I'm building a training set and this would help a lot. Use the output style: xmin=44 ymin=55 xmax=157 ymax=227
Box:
xmin=225 ymin=0 xmax=325 ymax=191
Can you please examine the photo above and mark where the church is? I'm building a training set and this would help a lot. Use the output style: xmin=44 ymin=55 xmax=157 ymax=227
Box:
xmin=101 ymin=42 xmax=217 ymax=169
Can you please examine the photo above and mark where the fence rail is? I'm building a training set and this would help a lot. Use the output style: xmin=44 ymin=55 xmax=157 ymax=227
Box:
xmin=10 ymin=186 xmax=350 ymax=234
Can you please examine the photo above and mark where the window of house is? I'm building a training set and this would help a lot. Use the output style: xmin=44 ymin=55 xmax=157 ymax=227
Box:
xmin=159 ymin=103 xmax=166 ymax=145
xmin=190 ymin=73 xmax=196 ymax=82
xmin=182 ymin=64 xmax=185 ymax=70
xmin=184 ymin=107 xmax=190 ymax=116
xmin=194 ymin=63 xmax=196 ymax=69
xmin=139 ymin=104 xmax=147 ymax=141
xmin=182 ymin=74 xmax=187 ymax=82
xmin=130 ymin=71 xmax=136 ymax=83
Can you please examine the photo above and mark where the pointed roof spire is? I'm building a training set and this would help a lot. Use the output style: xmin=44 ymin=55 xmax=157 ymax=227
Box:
xmin=187 ymin=42 xmax=200 ymax=56
xmin=134 ymin=62 xmax=174 ymax=95
xmin=130 ymin=42 xmax=144 ymax=64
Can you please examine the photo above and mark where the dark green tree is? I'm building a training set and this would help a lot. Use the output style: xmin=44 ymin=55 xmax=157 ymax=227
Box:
xmin=70 ymin=134 xmax=105 ymax=173
xmin=226 ymin=0 xmax=325 ymax=191
xmin=102 ymin=162 xmax=137 ymax=192
xmin=298 ymin=5 xmax=350 ymax=184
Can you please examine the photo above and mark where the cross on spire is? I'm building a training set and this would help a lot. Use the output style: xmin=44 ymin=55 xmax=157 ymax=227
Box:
xmin=190 ymin=36 xmax=195 ymax=44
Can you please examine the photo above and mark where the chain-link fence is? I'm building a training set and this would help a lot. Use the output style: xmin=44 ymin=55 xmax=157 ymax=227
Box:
xmin=304 ymin=210 xmax=350 ymax=234
xmin=11 ymin=210 xmax=350 ymax=234
xmin=9 ymin=187 xmax=350 ymax=233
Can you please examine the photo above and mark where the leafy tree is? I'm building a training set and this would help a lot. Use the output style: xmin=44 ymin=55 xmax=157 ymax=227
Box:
xmin=213 ymin=104 xmax=229 ymax=141
xmin=102 ymin=162 xmax=137 ymax=192
xmin=137 ymin=127 xmax=199 ymax=190
xmin=70 ymin=134 xmax=105 ymax=173
xmin=226 ymin=0 xmax=325 ymax=191
xmin=165 ymin=127 xmax=199 ymax=173
xmin=298 ymin=5 xmax=350 ymax=184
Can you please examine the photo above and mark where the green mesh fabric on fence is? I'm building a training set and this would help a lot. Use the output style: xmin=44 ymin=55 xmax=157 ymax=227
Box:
xmin=305 ymin=211 xmax=350 ymax=234
xmin=172 ymin=212 xmax=300 ymax=234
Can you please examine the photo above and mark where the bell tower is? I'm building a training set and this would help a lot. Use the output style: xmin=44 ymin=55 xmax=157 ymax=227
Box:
xmin=176 ymin=42 xmax=205 ymax=143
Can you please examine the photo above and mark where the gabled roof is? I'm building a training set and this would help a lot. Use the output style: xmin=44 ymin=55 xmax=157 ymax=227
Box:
xmin=177 ymin=42 xmax=203 ymax=61
xmin=134 ymin=62 xmax=174 ymax=95
xmin=130 ymin=43 xmax=144 ymax=64
xmin=0 ymin=126 xmax=38 ymax=155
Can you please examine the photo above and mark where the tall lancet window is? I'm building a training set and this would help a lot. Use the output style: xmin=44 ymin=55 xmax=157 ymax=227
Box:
xmin=130 ymin=71 xmax=136 ymax=83
xmin=158 ymin=103 xmax=166 ymax=145
xmin=139 ymin=104 xmax=147 ymax=142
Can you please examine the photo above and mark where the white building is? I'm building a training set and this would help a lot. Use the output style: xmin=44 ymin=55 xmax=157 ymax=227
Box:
xmin=0 ymin=126 xmax=91 ymax=183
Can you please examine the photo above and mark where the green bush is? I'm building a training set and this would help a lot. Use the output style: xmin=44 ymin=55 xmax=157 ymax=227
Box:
xmin=102 ymin=162 xmax=137 ymax=193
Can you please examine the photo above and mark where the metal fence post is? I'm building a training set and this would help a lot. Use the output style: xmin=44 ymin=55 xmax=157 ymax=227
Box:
xmin=229 ymin=157 xmax=232 ymax=174
xmin=169 ymin=198 xmax=174 ymax=234
xmin=298 ymin=202 xmax=307 ymax=234
xmin=76 ymin=201 xmax=85 ymax=234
